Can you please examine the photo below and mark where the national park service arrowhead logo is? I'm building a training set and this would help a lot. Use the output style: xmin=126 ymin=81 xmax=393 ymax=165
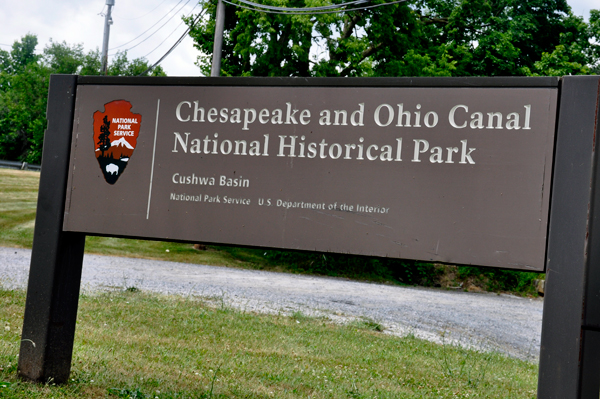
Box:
xmin=93 ymin=100 xmax=142 ymax=184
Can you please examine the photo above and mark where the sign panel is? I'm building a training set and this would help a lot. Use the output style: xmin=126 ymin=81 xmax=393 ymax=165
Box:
xmin=63 ymin=83 xmax=557 ymax=271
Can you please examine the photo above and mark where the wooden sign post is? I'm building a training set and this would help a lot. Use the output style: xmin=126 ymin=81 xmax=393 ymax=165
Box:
xmin=537 ymin=76 xmax=600 ymax=398
xmin=16 ymin=74 xmax=600 ymax=398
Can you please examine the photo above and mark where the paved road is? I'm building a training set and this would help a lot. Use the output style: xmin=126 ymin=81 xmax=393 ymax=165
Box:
xmin=0 ymin=247 xmax=543 ymax=360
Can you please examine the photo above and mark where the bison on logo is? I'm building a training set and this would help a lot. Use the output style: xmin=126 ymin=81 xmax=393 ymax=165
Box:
xmin=93 ymin=100 xmax=142 ymax=184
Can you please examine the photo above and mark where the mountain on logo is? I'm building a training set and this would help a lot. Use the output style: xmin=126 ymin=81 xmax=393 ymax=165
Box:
xmin=111 ymin=137 xmax=134 ymax=149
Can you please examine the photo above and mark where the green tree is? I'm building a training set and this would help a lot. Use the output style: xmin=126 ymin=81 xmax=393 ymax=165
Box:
xmin=0 ymin=62 xmax=50 ymax=162
xmin=42 ymin=40 xmax=167 ymax=77
xmin=42 ymin=39 xmax=85 ymax=74
xmin=6 ymin=33 xmax=40 ymax=74
xmin=98 ymin=116 xmax=112 ymax=157
xmin=186 ymin=0 xmax=600 ymax=77
xmin=105 ymin=51 xmax=167 ymax=77
xmin=0 ymin=35 xmax=167 ymax=163
xmin=0 ymin=34 xmax=47 ymax=162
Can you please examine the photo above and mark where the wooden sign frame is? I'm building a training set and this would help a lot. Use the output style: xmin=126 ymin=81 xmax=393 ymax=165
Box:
xmin=16 ymin=74 xmax=600 ymax=398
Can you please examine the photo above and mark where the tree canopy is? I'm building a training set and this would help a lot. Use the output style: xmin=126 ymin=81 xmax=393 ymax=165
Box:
xmin=186 ymin=0 xmax=600 ymax=77
xmin=0 ymin=34 xmax=166 ymax=163
xmin=183 ymin=0 xmax=600 ymax=279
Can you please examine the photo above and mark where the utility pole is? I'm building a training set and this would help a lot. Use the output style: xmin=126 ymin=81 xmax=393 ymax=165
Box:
xmin=211 ymin=0 xmax=225 ymax=77
xmin=101 ymin=0 xmax=115 ymax=75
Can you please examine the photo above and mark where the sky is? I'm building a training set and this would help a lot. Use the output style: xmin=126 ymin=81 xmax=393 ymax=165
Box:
xmin=0 ymin=0 xmax=598 ymax=77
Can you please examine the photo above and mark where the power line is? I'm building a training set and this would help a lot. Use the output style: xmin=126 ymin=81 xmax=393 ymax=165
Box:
xmin=232 ymin=0 xmax=371 ymax=12
xmin=221 ymin=0 xmax=410 ymax=14
xmin=141 ymin=3 xmax=201 ymax=58
xmin=109 ymin=0 xmax=190 ymax=51
xmin=141 ymin=8 xmax=207 ymax=76
xmin=109 ymin=0 xmax=190 ymax=52
xmin=113 ymin=0 xmax=170 ymax=20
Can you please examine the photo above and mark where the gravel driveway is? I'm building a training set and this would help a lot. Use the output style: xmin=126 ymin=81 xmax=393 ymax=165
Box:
xmin=0 ymin=247 xmax=543 ymax=360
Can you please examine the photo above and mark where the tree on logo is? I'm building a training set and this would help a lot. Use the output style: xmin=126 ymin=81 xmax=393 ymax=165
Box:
xmin=98 ymin=116 xmax=111 ymax=156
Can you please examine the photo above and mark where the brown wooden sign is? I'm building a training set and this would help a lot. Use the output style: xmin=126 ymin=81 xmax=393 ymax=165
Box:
xmin=63 ymin=83 xmax=557 ymax=271
xmin=22 ymin=76 xmax=600 ymax=398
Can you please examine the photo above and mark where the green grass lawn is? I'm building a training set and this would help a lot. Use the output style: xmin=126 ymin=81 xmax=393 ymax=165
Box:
xmin=0 ymin=169 xmax=39 ymax=248
xmin=0 ymin=289 xmax=538 ymax=398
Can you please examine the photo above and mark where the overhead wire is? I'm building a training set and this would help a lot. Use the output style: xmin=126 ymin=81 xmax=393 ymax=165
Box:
xmin=221 ymin=0 xmax=409 ymax=14
xmin=141 ymin=2 xmax=201 ymax=58
xmin=113 ymin=0 xmax=171 ymax=20
xmin=140 ymin=7 xmax=207 ymax=75
xmin=109 ymin=0 xmax=190 ymax=52
xmin=232 ymin=0 xmax=371 ymax=12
